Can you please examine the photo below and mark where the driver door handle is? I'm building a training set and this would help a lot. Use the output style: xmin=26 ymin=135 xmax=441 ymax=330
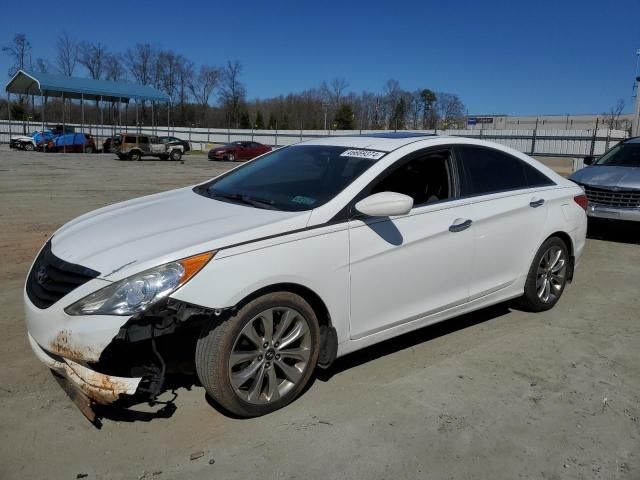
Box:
xmin=529 ymin=198 xmax=545 ymax=208
xmin=449 ymin=218 xmax=472 ymax=233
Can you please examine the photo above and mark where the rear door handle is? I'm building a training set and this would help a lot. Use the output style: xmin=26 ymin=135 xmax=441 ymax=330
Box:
xmin=449 ymin=218 xmax=472 ymax=232
xmin=529 ymin=198 xmax=545 ymax=208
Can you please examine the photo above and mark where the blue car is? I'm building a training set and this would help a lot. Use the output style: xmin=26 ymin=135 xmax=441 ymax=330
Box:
xmin=46 ymin=133 xmax=96 ymax=153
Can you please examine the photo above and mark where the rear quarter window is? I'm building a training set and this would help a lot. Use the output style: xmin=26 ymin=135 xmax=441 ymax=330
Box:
xmin=456 ymin=146 xmax=554 ymax=196
xmin=124 ymin=136 xmax=136 ymax=143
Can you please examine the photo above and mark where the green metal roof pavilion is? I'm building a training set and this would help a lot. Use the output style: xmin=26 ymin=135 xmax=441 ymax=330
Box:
xmin=4 ymin=70 xmax=172 ymax=143
xmin=5 ymin=70 xmax=170 ymax=103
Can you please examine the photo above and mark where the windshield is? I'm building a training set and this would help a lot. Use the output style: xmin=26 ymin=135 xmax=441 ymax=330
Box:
xmin=196 ymin=145 xmax=383 ymax=211
xmin=595 ymin=143 xmax=640 ymax=167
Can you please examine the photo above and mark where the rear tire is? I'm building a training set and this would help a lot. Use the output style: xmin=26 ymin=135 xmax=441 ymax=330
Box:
xmin=519 ymin=236 xmax=570 ymax=312
xmin=129 ymin=151 xmax=141 ymax=161
xmin=23 ymin=143 xmax=35 ymax=151
xmin=195 ymin=292 xmax=320 ymax=417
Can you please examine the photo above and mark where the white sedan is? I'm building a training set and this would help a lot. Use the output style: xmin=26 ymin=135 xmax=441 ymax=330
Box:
xmin=24 ymin=133 xmax=587 ymax=420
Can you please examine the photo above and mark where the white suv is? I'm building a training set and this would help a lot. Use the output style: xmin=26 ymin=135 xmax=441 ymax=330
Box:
xmin=24 ymin=134 xmax=587 ymax=421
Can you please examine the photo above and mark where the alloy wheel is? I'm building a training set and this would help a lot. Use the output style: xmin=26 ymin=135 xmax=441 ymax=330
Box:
xmin=228 ymin=307 xmax=312 ymax=405
xmin=536 ymin=245 xmax=567 ymax=303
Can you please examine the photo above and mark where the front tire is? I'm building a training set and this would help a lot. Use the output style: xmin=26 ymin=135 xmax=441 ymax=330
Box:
xmin=195 ymin=292 xmax=320 ymax=417
xmin=226 ymin=153 xmax=236 ymax=162
xmin=170 ymin=149 xmax=182 ymax=161
xmin=129 ymin=151 xmax=141 ymax=161
xmin=520 ymin=236 xmax=569 ymax=312
xmin=84 ymin=145 xmax=94 ymax=154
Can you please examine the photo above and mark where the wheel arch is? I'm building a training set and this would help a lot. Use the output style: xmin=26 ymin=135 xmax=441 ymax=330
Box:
xmin=231 ymin=282 xmax=338 ymax=368
xmin=233 ymin=282 xmax=332 ymax=329
xmin=544 ymin=230 xmax=575 ymax=281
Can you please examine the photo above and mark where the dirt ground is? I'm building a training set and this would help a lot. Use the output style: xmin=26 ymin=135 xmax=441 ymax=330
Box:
xmin=0 ymin=147 xmax=638 ymax=480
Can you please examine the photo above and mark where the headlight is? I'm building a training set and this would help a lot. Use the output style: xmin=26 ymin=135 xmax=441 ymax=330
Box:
xmin=65 ymin=251 xmax=215 ymax=316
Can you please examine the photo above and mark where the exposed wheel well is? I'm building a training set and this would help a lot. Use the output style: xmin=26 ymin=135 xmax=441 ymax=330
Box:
xmin=234 ymin=283 xmax=332 ymax=328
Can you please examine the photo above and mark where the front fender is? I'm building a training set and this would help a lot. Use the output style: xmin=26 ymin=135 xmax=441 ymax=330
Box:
xmin=170 ymin=226 xmax=351 ymax=343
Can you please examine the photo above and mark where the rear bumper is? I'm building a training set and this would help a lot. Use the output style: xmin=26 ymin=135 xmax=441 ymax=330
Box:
xmin=587 ymin=204 xmax=640 ymax=222
xmin=28 ymin=332 xmax=142 ymax=406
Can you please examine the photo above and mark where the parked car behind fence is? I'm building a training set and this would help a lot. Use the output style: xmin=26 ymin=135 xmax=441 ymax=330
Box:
xmin=160 ymin=136 xmax=190 ymax=152
xmin=208 ymin=141 xmax=272 ymax=162
xmin=46 ymin=133 xmax=96 ymax=153
xmin=114 ymin=134 xmax=184 ymax=161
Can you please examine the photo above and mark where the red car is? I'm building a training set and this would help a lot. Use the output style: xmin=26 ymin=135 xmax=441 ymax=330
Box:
xmin=208 ymin=141 xmax=272 ymax=162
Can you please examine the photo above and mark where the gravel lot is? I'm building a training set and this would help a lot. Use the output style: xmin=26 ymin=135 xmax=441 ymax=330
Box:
xmin=0 ymin=148 xmax=638 ymax=480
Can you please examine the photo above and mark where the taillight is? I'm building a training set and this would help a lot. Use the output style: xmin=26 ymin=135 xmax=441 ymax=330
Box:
xmin=574 ymin=194 xmax=588 ymax=211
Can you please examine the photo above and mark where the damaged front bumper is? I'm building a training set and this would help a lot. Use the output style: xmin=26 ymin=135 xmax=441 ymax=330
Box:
xmin=28 ymin=333 xmax=142 ymax=421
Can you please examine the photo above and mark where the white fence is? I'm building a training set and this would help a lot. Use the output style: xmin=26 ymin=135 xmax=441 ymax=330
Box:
xmin=0 ymin=120 xmax=628 ymax=158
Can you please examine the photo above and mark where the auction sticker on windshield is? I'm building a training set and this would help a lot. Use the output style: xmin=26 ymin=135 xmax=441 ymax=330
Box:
xmin=340 ymin=149 xmax=385 ymax=160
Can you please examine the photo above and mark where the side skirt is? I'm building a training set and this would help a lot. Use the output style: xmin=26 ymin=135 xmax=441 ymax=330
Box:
xmin=336 ymin=286 xmax=523 ymax=359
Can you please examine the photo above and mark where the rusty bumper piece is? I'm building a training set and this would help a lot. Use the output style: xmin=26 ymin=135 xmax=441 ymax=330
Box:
xmin=28 ymin=333 xmax=142 ymax=420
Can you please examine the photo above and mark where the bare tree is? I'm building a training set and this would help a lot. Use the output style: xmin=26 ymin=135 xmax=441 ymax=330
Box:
xmin=55 ymin=32 xmax=78 ymax=76
xmin=436 ymin=92 xmax=465 ymax=129
xmin=34 ymin=58 xmax=50 ymax=74
xmin=125 ymin=43 xmax=156 ymax=85
xmin=176 ymin=56 xmax=194 ymax=125
xmin=383 ymin=79 xmax=402 ymax=128
xmin=154 ymin=51 xmax=179 ymax=102
xmin=2 ymin=33 xmax=32 ymax=76
xmin=603 ymin=99 xmax=625 ymax=130
xmin=409 ymin=90 xmax=422 ymax=129
xmin=329 ymin=77 xmax=349 ymax=106
xmin=219 ymin=60 xmax=246 ymax=127
xmin=78 ymin=41 xmax=108 ymax=80
xmin=189 ymin=65 xmax=221 ymax=125
xmin=104 ymin=53 xmax=125 ymax=81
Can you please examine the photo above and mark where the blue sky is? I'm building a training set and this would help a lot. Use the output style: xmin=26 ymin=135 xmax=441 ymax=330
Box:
xmin=2 ymin=0 xmax=639 ymax=115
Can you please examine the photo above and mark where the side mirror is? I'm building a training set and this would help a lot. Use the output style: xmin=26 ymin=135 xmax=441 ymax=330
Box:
xmin=355 ymin=192 xmax=414 ymax=217
xmin=583 ymin=156 xmax=595 ymax=165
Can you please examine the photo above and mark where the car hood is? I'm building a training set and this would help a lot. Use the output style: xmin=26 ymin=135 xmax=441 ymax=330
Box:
xmin=51 ymin=186 xmax=310 ymax=280
xmin=11 ymin=135 xmax=33 ymax=142
xmin=570 ymin=165 xmax=640 ymax=190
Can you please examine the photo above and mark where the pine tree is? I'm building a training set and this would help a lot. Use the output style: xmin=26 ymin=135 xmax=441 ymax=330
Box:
xmin=255 ymin=110 xmax=265 ymax=129
xmin=239 ymin=110 xmax=251 ymax=129
xmin=389 ymin=97 xmax=407 ymax=130
xmin=268 ymin=112 xmax=277 ymax=129
xmin=334 ymin=104 xmax=355 ymax=129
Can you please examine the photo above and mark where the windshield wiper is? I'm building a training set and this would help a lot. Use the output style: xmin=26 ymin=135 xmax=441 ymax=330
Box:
xmin=210 ymin=191 xmax=278 ymax=210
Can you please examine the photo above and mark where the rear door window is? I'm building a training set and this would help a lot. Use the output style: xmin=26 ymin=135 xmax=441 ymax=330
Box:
xmin=456 ymin=146 xmax=554 ymax=196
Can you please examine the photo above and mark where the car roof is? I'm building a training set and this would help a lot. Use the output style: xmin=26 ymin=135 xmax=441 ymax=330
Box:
xmin=299 ymin=133 xmax=445 ymax=152
xmin=623 ymin=137 xmax=640 ymax=144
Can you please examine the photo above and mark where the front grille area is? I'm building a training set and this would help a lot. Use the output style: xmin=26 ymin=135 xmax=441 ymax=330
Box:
xmin=583 ymin=185 xmax=640 ymax=209
xmin=26 ymin=241 xmax=100 ymax=309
